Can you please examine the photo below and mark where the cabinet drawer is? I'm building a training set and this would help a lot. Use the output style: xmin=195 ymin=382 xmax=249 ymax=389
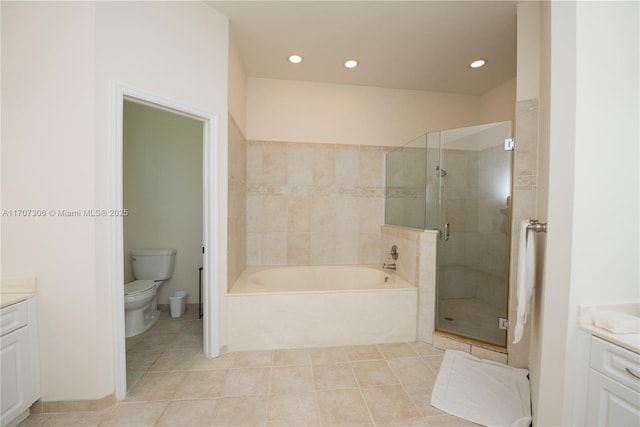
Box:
xmin=591 ymin=336 xmax=640 ymax=393
xmin=0 ymin=301 xmax=28 ymax=337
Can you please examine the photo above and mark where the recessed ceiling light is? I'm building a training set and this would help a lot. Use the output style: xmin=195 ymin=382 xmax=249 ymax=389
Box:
xmin=470 ymin=59 xmax=487 ymax=68
xmin=288 ymin=54 xmax=303 ymax=64
xmin=344 ymin=59 xmax=359 ymax=69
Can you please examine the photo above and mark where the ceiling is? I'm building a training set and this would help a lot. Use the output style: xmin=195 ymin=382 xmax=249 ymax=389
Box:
xmin=206 ymin=0 xmax=518 ymax=96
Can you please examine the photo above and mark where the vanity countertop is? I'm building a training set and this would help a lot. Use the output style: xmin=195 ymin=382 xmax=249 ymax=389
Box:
xmin=0 ymin=293 xmax=35 ymax=309
xmin=579 ymin=302 xmax=640 ymax=355
xmin=1 ymin=277 xmax=37 ymax=309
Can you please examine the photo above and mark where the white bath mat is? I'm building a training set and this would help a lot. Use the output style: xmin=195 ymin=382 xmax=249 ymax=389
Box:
xmin=431 ymin=350 xmax=532 ymax=427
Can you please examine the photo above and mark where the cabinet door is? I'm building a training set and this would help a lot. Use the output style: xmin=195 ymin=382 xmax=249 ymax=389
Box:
xmin=0 ymin=327 xmax=30 ymax=424
xmin=586 ymin=369 xmax=640 ymax=426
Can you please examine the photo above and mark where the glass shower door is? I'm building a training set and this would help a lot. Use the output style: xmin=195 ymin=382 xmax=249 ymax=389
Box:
xmin=435 ymin=121 xmax=513 ymax=347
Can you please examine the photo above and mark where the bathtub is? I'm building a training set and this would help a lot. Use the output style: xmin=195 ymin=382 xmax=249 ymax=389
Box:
xmin=226 ymin=265 xmax=418 ymax=351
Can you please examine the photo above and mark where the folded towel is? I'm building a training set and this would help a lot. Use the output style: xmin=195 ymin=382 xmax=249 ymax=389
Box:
xmin=594 ymin=311 xmax=640 ymax=334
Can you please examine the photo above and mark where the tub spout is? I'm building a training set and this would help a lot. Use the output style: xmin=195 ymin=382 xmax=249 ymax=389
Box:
xmin=382 ymin=263 xmax=396 ymax=271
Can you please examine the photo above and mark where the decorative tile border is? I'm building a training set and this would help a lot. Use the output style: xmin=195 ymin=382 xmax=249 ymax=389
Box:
xmin=247 ymin=183 xmax=384 ymax=198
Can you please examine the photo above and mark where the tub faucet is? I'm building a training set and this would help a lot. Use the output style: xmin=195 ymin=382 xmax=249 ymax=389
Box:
xmin=383 ymin=245 xmax=398 ymax=270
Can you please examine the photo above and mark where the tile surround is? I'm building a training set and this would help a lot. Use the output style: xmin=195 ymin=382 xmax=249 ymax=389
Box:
xmin=246 ymin=140 xmax=388 ymax=267
xmin=20 ymin=315 xmax=480 ymax=427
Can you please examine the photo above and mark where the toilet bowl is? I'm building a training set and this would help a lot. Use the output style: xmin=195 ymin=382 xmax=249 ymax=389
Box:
xmin=124 ymin=280 xmax=161 ymax=337
xmin=124 ymin=248 xmax=176 ymax=338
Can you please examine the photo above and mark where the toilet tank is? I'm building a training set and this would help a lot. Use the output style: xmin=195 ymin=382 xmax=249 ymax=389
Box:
xmin=131 ymin=248 xmax=177 ymax=280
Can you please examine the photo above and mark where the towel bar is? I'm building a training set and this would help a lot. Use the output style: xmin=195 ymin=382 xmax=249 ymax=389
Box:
xmin=527 ymin=220 xmax=547 ymax=233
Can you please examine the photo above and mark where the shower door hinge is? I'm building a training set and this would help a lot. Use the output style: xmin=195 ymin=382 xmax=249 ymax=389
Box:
xmin=499 ymin=317 xmax=509 ymax=330
xmin=504 ymin=138 xmax=515 ymax=151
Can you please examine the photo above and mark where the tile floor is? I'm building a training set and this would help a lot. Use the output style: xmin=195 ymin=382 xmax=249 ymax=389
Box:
xmin=19 ymin=308 xmax=478 ymax=426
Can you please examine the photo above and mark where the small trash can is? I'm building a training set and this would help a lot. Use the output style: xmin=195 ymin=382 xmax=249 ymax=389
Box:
xmin=169 ymin=291 xmax=188 ymax=318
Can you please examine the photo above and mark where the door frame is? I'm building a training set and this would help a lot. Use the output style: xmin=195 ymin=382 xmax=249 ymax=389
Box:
xmin=111 ymin=82 xmax=220 ymax=400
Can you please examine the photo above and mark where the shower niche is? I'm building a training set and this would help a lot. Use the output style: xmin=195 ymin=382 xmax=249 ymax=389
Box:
xmin=385 ymin=120 xmax=513 ymax=347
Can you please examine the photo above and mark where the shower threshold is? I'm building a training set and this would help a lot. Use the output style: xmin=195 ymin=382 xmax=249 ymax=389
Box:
xmin=433 ymin=330 xmax=507 ymax=354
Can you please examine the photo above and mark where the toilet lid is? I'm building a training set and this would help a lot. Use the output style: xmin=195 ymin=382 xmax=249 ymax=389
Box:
xmin=124 ymin=280 xmax=155 ymax=296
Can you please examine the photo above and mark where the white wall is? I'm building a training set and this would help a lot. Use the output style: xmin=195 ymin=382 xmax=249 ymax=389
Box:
xmin=479 ymin=77 xmax=516 ymax=124
xmin=1 ymin=1 xmax=229 ymax=402
xmin=246 ymin=78 xmax=483 ymax=146
xmin=229 ymin=33 xmax=248 ymax=135
xmin=123 ymin=101 xmax=203 ymax=305
xmin=536 ymin=1 xmax=639 ymax=424
xmin=1 ymin=1 xmax=99 ymax=402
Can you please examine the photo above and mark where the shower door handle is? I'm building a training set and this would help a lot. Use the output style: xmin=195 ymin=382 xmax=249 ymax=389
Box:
xmin=444 ymin=223 xmax=450 ymax=241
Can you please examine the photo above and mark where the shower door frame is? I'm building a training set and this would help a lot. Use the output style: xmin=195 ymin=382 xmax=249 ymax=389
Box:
xmin=434 ymin=121 xmax=514 ymax=348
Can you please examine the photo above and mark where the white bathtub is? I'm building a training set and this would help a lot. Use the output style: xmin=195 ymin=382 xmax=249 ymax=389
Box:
xmin=226 ymin=265 xmax=418 ymax=351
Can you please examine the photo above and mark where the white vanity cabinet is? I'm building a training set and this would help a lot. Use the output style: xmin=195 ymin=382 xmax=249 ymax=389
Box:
xmin=585 ymin=336 xmax=640 ymax=426
xmin=0 ymin=297 xmax=39 ymax=427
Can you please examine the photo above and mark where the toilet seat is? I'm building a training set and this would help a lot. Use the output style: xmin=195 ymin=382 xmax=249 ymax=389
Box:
xmin=124 ymin=280 xmax=156 ymax=296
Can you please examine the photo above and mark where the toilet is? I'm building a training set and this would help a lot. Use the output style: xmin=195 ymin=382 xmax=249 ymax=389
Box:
xmin=124 ymin=248 xmax=177 ymax=337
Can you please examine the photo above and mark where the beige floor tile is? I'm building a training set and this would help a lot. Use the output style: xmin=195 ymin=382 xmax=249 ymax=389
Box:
xmin=231 ymin=350 xmax=274 ymax=368
xmin=382 ymin=417 xmax=431 ymax=426
xmin=212 ymin=396 xmax=268 ymax=427
xmin=40 ymin=411 xmax=107 ymax=427
xmin=273 ymin=348 xmax=311 ymax=366
xmin=155 ymin=399 xmax=218 ymax=426
xmin=316 ymin=389 xmax=372 ymax=426
xmin=312 ymin=363 xmax=358 ymax=391
xmin=267 ymin=393 xmax=319 ymax=426
xmin=128 ymin=333 xmax=178 ymax=352
xmin=388 ymin=357 xmax=437 ymax=386
xmin=310 ymin=347 xmax=348 ymax=365
xmin=124 ymin=372 xmax=186 ymax=402
xmin=403 ymin=382 xmax=446 ymax=417
xmin=378 ymin=342 xmax=418 ymax=359
xmin=422 ymin=355 xmax=444 ymax=375
xmin=72 ymin=318 xmax=479 ymax=427
xmin=223 ymin=367 xmax=271 ymax=397
xmin=361 ymin=385 xmax=421 ymax=424
xmin=173 ymin=370 xmax=228 ymax=400
xmin=145 ymin=319 xmax=183 ymax=335
xmin=100 ymin=402 xmax=167 ymax=426
xmin=409 ymin=342 xmax=445 ymax=357
xmin=125 ymin=335 xmax=144 ymax=351
xmin=171 ymin=333 xmax=202 ymax=349
xmin=126 ymin=370 xmax=144 ymax=391
xmin=351 ymin=360 xmax=399 ymax=387
xmin=17 ymin=413 xmax=50 ymax=427
xmin=180 ymin=319 xmax=204 ymax=336
xmin=191 ymin=352 xmax=236 ymax=370
xmin=271 ymin=366 xmax=314 ymax=394
xmin=147 ymin=349 xmax=199 ymax=372
xmin=125 ymin=351 xmax=161 ymax=372
xmin=345 ymin=345 xmax=383 ymax=362
xmin=423 ymin=414 xmax=481 ymax=426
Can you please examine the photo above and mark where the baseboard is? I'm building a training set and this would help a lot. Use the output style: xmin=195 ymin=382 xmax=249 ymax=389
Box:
xmin=29 ymin=393 xmax=115 ymax=414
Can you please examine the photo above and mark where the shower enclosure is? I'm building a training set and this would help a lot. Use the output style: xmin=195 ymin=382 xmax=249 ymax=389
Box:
xmin=385 ymin=121 xmax=513 ymax=347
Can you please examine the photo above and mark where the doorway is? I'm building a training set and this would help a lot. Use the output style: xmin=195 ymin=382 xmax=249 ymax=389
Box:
xmin=112 ymin=84 xmax=220 ymax=400
xmin=122 ymin=100 xmax=202 ymax=391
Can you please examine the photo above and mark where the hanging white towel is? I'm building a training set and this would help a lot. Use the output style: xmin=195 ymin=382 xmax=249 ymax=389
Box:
xmin=513 ymin=220 xmax=536 ymax=344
